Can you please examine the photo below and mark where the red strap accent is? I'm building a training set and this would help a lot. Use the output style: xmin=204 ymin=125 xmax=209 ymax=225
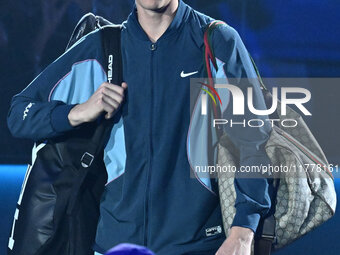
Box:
xmin=204 ymin=21 xmax=226 ymax=118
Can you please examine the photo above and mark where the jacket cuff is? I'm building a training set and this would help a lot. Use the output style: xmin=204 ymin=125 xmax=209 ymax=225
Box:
xmin=51 ymin=104 xmax=77 ymax=133
xmin=231 ymin=203 xmax=261 ymax=233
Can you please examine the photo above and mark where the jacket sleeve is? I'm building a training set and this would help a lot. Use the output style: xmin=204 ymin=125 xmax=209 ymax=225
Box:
xmin=7 ymin=30 xmax=104 ymax=141
xmin=212 ymin=24 xmax=273 ymax=233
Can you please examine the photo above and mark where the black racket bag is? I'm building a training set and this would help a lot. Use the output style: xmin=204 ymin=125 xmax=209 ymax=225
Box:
xmin=8 ymin=17 xmax=122 ymax=255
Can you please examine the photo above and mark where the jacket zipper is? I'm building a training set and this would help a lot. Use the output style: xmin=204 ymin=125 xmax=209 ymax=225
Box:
xmin=143 ymin=42 xmax=157 ymax=246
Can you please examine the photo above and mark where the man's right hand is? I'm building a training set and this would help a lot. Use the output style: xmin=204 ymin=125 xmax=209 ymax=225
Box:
xmin=68 ymin=82 xmax=128 ymax=127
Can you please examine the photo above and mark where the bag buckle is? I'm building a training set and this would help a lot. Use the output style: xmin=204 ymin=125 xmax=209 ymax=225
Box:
xmin=81 ymin=152 xmax=94 ymax=168
xmin=260 ymin=214 xmax=277 ymax=243
xmin=261 ymin=234 xmax=276 ymax=243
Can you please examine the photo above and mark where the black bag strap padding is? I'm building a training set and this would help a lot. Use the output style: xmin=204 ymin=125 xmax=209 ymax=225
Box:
xmin=87 ymin=25 xmax=123 ymax=156
xmin=67 ymin=25 xmax=123 ymax=215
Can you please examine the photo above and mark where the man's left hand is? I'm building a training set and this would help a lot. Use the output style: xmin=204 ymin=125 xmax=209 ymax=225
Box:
xmin=216 ymin=226 xmax=254 ymax=255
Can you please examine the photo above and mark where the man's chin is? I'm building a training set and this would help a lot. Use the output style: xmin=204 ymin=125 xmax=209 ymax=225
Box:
xmin=137 ymin=0 xmax=172 ymax=13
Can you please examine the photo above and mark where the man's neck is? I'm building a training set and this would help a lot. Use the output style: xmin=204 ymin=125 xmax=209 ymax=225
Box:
xmin=136 ymin=1 xmax=179 ymax=43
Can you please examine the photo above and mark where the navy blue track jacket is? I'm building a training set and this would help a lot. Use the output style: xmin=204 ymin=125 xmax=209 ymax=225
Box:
xmin=7 ymin=1 xmax=272 ymax=254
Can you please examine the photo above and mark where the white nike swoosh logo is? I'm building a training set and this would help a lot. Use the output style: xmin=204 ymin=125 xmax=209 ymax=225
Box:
xmin=180 ymin=70 xmax=198 ymax=78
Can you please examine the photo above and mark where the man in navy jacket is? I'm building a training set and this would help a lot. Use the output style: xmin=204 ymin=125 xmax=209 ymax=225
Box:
xmin=8 ymin=1 xmax=272 ymax=254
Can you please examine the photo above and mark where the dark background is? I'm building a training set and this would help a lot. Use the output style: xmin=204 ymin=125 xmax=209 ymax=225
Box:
xmin=0 ymin=1 xmax=340 ymax=254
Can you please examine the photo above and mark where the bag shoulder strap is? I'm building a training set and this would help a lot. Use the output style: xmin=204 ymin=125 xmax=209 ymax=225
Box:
xmin=81 ymin=24 xmax=123 ymax=167
xmin=64 ymin=17 xmax=123 ymax=168
xmin=101 ymin=25 xmax=123 ymax=86
xmin=67 ymin=24 xmax=123 ymax=214
xmin=204 ymin=20 xmax=275 ymax=255
xmin=66 ymin=24 xmax=123 ymax=169
xmin=204 ymin=20 xmax=268 ymax=92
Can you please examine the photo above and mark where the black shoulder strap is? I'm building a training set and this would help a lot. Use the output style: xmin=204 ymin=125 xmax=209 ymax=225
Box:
xmin=204 ymin=20 xmax=268 ymax=91
xmin=67 ymin=25 xmax=123 ymax=215
xmin=82 ymin=25 xmax=123 ymax=165
xmin=64 ymin=18 xmax=123 ymax=168
xmin=101 ymin=25 xmax=123 ymax=86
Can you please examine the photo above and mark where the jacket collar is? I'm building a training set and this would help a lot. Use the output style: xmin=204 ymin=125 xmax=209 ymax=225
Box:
xmin=126 ymin=0 xmax=188 ymax=42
